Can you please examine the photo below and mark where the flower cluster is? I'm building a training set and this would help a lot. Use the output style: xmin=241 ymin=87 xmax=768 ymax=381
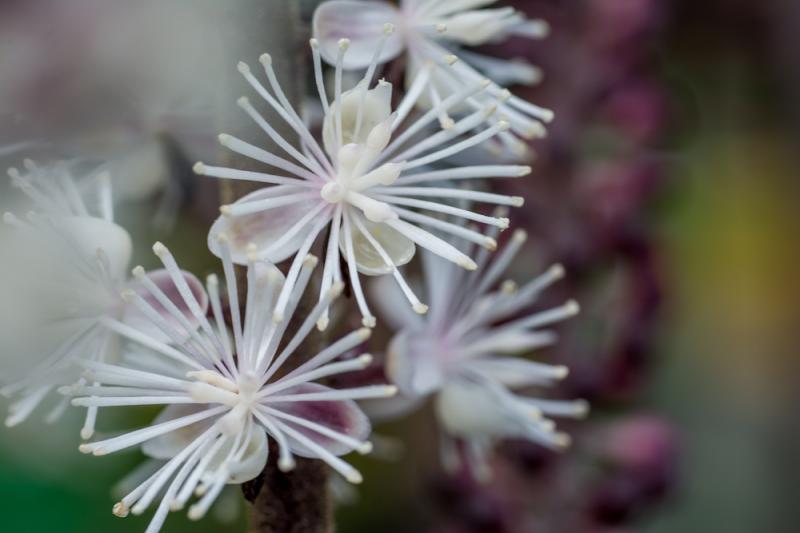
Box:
xmin=0 ymin=1 xmax=598 ymax=532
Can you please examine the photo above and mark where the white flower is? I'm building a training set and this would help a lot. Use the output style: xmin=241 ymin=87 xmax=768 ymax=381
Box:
xmin=72 ymin=239 xmax=396 ymax=532
xmin=0 ymin=162 xmax=204 ymax=438
xmin=313 ymin=0 xmax=553 ymax=158
xmin=194 ymin=37 xmax=530 ymax=328
xmin=371 ymin=226 xmax=588 ymax=479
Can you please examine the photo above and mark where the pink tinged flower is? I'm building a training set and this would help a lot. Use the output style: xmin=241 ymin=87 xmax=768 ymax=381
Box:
xmin=313 ymin=0 xmax=554 ymax=159
xmin=373 ymin=226 xmax=588 ymax=479
xmin=195 ymin=37 xmax=530 ymax=328
xmin=71 ymin=241 xmax=395 ymax=533
xmin=0 ymin=163 xmax=204 ymax=439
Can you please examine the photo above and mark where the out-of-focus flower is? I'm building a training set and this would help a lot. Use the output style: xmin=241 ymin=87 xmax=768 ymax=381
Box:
xmin=313 ymin=0 xmax=554 ymax=158
xmin=370 ymin=228 xmax=587 ymax=479
xmin=195 ymin=37 xmax=528 ymax=328
xmin=0 ymin=162 xmax=204 ymax=437
xmin=72 ymin=241 xmax=396 ymax=532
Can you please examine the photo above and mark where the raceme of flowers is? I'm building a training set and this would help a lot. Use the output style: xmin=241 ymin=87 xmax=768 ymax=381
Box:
xmin=0 ymin=2 xmax=592 ymax=532
xmin=71 ymin=242 xmax=394 ymax=532
xmin=370 ymin=225 xmax=588 ymax=479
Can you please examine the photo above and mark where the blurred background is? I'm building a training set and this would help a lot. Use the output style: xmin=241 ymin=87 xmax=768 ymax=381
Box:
xmin=0 ymin=0 xmax=798 ymax=532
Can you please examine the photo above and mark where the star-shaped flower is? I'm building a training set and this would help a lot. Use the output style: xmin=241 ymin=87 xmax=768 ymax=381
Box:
xmin=0 ymin=161 xmax=204 ymax=437
xmin=194 ymin=36 xmax=530 ymax=328
xmin=314 ymin=0 xmax=553 ymax=158
xmin=72 ymin=239 xmax=396 ymax=532
xmin=371 ymin=226 xmax=588 ymax=479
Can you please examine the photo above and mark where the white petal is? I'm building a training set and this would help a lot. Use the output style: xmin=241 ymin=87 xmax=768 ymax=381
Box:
xmin=435 ymin=379 xmax=525 ymax=438
xmin=313 ymin=1 xmax=404 ymax=69
xmin=385 ymin=331 xmax=445 ymax=397
xmin=142 ymin=404 xmax=215 ymax=460
xmin=341 ymin=218 xmax=415 ymax=276
xmin=227 ymin=425 xmax=269 ymax=483
xmin=62 ymin=216 xmax=133 ymax=279
xmin=323 ymin=82 xmax=393 ymax=155
xmin=208 ymin=188 xmax=315 ymax=264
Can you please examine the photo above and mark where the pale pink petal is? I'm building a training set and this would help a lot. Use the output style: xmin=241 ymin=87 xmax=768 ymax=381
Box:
xmin=271 ymin=383 xmax=370 ymax=457
xmin=123 ymin=268 xmax=209 ymax=343
xmin=341 ymin=218 xmax=415 ymax=276
xmin=313 ymin=0 xmax=404 ymax=69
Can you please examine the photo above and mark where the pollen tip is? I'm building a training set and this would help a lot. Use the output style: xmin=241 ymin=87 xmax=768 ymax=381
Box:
xmin=501 ymin=280 xmax=518 ymax=294
xmin=413 ymin=303 xmax=429 ymax=315
xmin=112 ymin=502 xmax=129 ymax=518
xmin=328 ymin=282 xmax=345 ymax=298
xmin=218 ymin=133 xmax=232 ymax=145
xmin=500 ymin=88 xmax=512 ymax=101
xmin=303 ymin=254 xmax=319 ymax=268
xmin=237 ymin=61 xmax=250 ymax=74
xmin=542 ymin=109 xmax=555 ymax=123
xmin=440 ymin=117 xmax=455 ymax=130
xmin=459 ymin=258 xmax=478 ymax=271
xmin=169 ymin=500 xmax=184 ymax=512
xmin=359 ymin=353 xmax=374 ymax=366
xmin=120 ymin=289 xmax=138 ymax=303
xmin=357 ymin=327 xmax=373 ymax=340
xmin=484 ymin=237 xmax=498 ymax=251
xmin=78 ymin=444 xmax=93 ymax=454
xmin=436 ymin=23 xmax=447 ymax=33
xmin=383 ymin=22 xmax=395 ymax=34
xmin=7 ymin=167 xmax=20 ymax=178
xmin=362 ymin=316 xmax=377 ymax=329
xmin=272 ymin=312 xmax=285 ymax=324
xmin=565 ymin=300 xmax=580 ymax=316
xmin=358 ymin=441 xmax=374 ymax=455
xmin=511 ymin=196 xmax=525 ymax=207
xmin=131 ymin=265 xmax=146 ymax=278
xmin=518 ymin=165 xmax=533 ymax=176
xmin=497 ymin=217 xmax=510 ymax=230
xmin=219 ymin=205 xmax=231 ymax=216
xmin=554 ymin=365 xmax=570 ymax=379
xmin=259 ymin=54 xmax=273 ymax=67
xmin=187 ymin=506 xmax=203 ymax=521
xmin=575 ymin=399 xmax=591 ymax=418
xmin=237 ymin=96 xmax=250 ymax=107
xmin=554 ymin=432 xmax=572 ymax=448
xmin=513 ymin=229 xmax=528 ymax=243
xmin=444 ymin=54 xmax=458 ymax=66
xmin=338 ymin=38 xmax=350 ymax=50
xmin=309 ymin=37 xmax=319 ymax=48
xmin=550 ymin=263 xmax=565 ymax=278
xmin=152 ymin=241 xmax=168 ymax=257
xmin=385 ymin=385 xmax=399 ymax=397
xmin=192 ymin=162 xmax=206 ymax=175
xmin=497 ymin=120 xmax=511 ymax=132
xmin=206 ymin=273 xmax=219 ymax=286
xmin=316 ymin=316 xmax=330 ymax=332
xmin=278 ymin=457 xmax=296 ymax=472
xmin=346 ymin=471 xmax=364 ymax=484
xmin=80 ymin=427 xmax=94 ymax=440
